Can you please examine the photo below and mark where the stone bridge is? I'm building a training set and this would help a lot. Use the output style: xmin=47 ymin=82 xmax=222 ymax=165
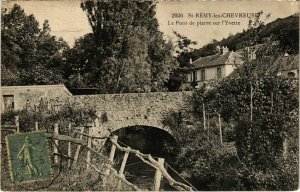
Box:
xmin=30 ymin=92 xmax=192 ymax=137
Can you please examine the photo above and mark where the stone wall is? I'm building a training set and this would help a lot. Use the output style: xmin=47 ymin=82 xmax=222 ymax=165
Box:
xmin=27 ymin=92 xmax=192 ymax=140
xmin=1 ymin=85 xmax=72 ymax=112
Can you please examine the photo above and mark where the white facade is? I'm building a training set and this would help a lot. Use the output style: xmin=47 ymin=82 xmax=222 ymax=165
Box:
xmin=224 ymin=65 xmax=236 ymax=76
xmin=181 ymin=49 xmax=244 ymax=90
xmin=186 ymin=65 xmax=228 ymax=82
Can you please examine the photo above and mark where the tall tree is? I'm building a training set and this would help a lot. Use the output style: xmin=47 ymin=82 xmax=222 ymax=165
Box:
xmin=165 ymin=31 xmax=197 ymax=91
xmin=173 ymin=31 xmax=197 ymax=68
xmin=69 ymin=0 xmax=176 ymax=93
xmin=1 ymin=4 xmax=68 ymax=85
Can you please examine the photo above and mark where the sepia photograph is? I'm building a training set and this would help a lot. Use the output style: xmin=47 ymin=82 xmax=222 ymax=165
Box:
xmin=1 ymin=0 xmax=299 ymax=191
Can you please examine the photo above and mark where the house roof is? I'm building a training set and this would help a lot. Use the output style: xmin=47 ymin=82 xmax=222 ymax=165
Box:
xmin=190 ymin=51 xmax=244 ymax=69
xmin=1 ymin=84 xmax=72 ymax=96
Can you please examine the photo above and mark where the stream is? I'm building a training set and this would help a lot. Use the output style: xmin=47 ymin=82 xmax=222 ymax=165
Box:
xmin=110 ymin=126 xmax=182 ymax=191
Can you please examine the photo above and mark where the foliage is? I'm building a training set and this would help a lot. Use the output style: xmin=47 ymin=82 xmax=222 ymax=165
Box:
xmin=1 ymin=4 xmax=68 ymax=86
xmin=163 ymin=73 xmax=298 ymax=190
xmin=62 ymin=0 xmax=176 ymax=93
xmin=1 ymin=101 xmax=98 ymax=134
xmin=165 ymin=31 xmax=198 ymax=91
xmin=1 ymin=105 xmax=136 ymax=191
xmin=172 ymin=31 xmax=197 ymax=68
xmin=163 ymin=110 xmax=245 ymax=190
xmin=1 ymin=132 xmax=133 ymax=191
xmin=162 ymin=27 xmax=298 ymax=190
xmin=192 ymin=13 xmax=299 ymax=58
xmin=1 ymin=65 xmax=22 ymax=85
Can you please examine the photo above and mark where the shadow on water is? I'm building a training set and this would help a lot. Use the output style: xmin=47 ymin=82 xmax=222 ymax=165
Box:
xmin=104 ymin=126 xmax=181 ymax=191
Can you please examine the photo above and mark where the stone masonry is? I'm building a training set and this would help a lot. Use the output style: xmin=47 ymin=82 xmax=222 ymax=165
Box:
xmin=28 ymin=92 xmax=192 ymax=143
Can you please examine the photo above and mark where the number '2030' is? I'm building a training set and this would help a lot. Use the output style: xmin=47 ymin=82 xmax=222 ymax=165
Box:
xmin=172 ymin=13 xmax=183 ymax=18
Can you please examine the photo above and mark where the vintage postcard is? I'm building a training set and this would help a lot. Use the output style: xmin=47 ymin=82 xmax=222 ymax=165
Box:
xmin=1 ymin=0 xmax=299 ymax=191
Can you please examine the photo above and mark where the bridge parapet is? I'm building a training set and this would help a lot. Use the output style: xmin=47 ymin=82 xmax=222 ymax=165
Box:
xmin=27 ymin=91 xmax=193 ymax=139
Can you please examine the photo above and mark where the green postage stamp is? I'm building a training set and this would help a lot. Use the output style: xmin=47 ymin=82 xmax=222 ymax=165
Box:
xmin=6 ymin=131 xmax=52 ymax=183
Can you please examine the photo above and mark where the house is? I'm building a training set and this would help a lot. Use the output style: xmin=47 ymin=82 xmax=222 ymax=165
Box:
xmin=1 ymin=84 xmax=72 ymax=113
xmin=273 ymin=53 xmax=299 ymax=79
xmin=180 ymin=46 xmax=244 ymax=90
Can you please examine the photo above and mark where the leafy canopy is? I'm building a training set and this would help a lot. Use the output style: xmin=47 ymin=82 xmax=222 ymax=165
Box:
xmin=62 ymin=0 xmax=176 ymax=93
xmin=1 ymin=4 xmax=68 ymax=86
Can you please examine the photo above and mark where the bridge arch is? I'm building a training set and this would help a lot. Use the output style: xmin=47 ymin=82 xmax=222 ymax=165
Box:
xmin=110 ymin=123 xmax=173 ymax=137
xmin=91 ymin=122 xmax=174 ymax=148
xmin=108 ymin=124 xmax=178 ymax=159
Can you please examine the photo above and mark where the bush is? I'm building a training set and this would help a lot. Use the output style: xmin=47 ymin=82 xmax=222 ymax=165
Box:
xmin=1 ymin=104 xmax=137 ymax=191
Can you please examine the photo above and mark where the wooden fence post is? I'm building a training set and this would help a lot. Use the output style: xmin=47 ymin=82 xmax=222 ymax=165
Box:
xmin=109 ymin=135 xmax=118 ymax=162
xmin=86 ymin=127 xmax=92 ymax=169
xmin=15 ymin=116 xmax=19 ymax=133
xmin=103 ymin=135 xmax=118 ymax=186
xmin=35 ymin=122 xmax=39 ymax=131
xmin=117 ymin=147 xmax=130 ymax=190
xmin=54 ymin=123 xmax=59 ymax=164
xmin=154 ymin=158 xmax=164 ymax=191
xmin=68 ymin=123 xmax=72 ymax=168
xmin=72 ymin=126 xmax=85 ymax=167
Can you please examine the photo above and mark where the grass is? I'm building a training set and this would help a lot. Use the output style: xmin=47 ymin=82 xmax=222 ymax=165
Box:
xmin=1 ymin=137 xmax=134 ymax=191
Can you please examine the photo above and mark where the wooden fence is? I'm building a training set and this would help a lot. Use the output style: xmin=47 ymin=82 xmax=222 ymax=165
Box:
xmin=1 ymin=116 xmax=194 ymax=191
xmin=1 ymin=116 xmax=19 ymax=133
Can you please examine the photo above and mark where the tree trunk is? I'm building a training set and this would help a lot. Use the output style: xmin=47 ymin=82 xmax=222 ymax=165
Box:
xmin=249 ymin=82 xmax=254 ymax=153
xmin=250 ymin=82 xmax=253 ymax=123
xmin=207 ymin=113 xmax=210 ymax=138
xmin=218 ymin=113 xmax=222 ymax=144
xmin=116 ymin=61 xmax=126 ymax=92
xmin=283 ymin=133 xmax=288 ymax=160
xmin=203 ymin=103 xmax=206 ymax=130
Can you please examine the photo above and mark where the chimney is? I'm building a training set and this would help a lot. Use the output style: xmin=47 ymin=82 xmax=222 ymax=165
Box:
xmin=216 ymin=45 xmax=221 ymax=53
xmin=222 ymin=46 xmax=229 ymax=55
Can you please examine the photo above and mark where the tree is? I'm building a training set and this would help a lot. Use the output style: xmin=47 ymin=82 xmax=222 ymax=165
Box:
xmin=163 ymin=12 xmax=298 ymax=190
xmin=63 ymin=34 xmax=98 ymax=88
xmin=162 ymin=108 xmax=244 ymax=191
xmin=172 ymin=42 xmax=298 ymax=190
xmin=66 ymin=0 xmax=176 ymax=93
xmin=1 ymin=4 xmax=68 ymax=85
xmin=190 ymin=13 xmax=298 ymax=60
xmin=173 ymin=31 xmax=197 ymax=67
xmin=165 ymin=31 xmax=197 ymax=91
xmin=210 ymin=40 xmax=297 ymax=190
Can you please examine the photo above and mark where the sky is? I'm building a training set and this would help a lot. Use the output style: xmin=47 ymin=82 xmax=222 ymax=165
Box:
xmin=5 ymin=0 xmax=299 ymax=48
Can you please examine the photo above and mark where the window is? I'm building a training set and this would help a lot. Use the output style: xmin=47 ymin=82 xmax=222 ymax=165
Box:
xmin=188 ymin=72 xmax=194 ymax=82
xmin=193 ymin=71 xmax=197 ymax=82
xmin=3 ymin=95 xmax=14 ymax=112
xmin=201 ymin=70 xmax=205 ymax=81
xmin=217 ymin=67 xmax=222 ymax=79
xmin=191 ymin=72 xmax=194 ymax=82
xmin=196 ymin=70 xmax=201 ymax=81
